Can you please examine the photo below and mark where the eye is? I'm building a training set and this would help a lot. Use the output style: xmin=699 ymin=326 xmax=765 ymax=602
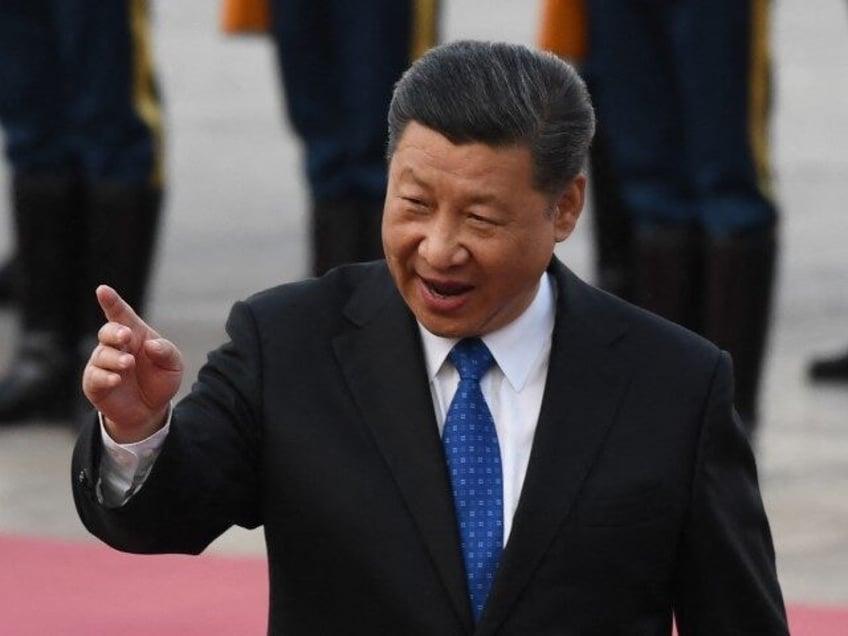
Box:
xmin=399 ymin=196 xmax=431 ymax=217
xmin=467 ymin=212 xmax=497 ymax=226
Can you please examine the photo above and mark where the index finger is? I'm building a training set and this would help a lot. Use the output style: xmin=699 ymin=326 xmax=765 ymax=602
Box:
xmin=95 ymin=284 xmax=146 ymax=332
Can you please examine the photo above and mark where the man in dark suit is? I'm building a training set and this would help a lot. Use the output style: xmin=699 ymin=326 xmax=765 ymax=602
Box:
xmin=73 ymin=40 xmax=788 ymax=634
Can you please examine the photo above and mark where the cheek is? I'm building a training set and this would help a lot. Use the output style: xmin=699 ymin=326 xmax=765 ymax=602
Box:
xmin=477 ymin=236 xmax=550 ymax=289
xmin=382 ymin=217 xmax=415 ymax=260
xmin=514 ymin=226 xmax=557 ymax=266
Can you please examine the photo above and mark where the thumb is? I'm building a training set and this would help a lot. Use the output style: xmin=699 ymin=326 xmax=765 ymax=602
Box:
xmin=143 ymin=338 xmax=183 ymax=372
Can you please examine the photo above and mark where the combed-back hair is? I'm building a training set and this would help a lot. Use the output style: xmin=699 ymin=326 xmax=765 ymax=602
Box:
xmin=387 ymin=40 xmax=596 ymax=197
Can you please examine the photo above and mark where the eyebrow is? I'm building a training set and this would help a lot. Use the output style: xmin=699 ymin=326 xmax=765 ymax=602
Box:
xmin=397 ymin=167 xmax=430 ymax=190
xmin=465 ymin=192 xmax=501 ymax=207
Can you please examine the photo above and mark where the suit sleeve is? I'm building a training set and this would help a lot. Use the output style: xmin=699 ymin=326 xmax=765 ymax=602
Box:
xmin=673 ymin=351 xmax=789 ymax=635
xmin=72 ymin=300 xmax=264 ymax=555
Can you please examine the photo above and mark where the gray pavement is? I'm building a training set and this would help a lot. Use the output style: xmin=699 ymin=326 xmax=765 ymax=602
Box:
xmin=1 ymin=0 xmax=847 ymax=608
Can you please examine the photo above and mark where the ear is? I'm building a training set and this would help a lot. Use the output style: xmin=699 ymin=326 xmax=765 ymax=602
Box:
xmin=553 ymin=174 xmax=586 ymax=243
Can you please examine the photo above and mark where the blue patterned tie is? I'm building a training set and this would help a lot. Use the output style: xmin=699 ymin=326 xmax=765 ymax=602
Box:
xmin=443 ymin=338 xmax=503 ymax=622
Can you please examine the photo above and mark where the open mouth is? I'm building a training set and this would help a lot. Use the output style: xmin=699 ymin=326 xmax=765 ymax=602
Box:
xmin=423 ymin=278 xmax=473 ymax=298
xmin=416 ymin=276 xmax=475 ymax=314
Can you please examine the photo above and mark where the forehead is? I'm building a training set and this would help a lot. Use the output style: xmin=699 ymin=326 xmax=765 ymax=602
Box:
xmin=389 ymin=122 xmax=536 ymax=191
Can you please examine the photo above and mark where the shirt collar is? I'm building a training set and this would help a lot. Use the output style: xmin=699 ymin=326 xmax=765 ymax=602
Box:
xmin=418 ymin=272 xmax=557 ymax=392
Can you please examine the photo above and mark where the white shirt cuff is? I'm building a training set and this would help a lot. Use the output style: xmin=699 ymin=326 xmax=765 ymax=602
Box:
xmin=97 ymin=407 xmax=172 ymax=507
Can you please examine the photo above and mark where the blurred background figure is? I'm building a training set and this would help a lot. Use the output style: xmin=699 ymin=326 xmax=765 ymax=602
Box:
xmin=538 ymin=0 xmax=634 ymax=302
xmin=805 ymin=2 xmax=848 ymax=385
xmin=0 ymin=0 xmax=164 ymax=428
xmin=0 ymin=254 xmax=16 ymax=306
xmin=267 ymin=0 xmax=439 ymax=276
xmin=580 ymin=0 xmax=778 ymax=436
xmin=808 ymin=347 xmax=848 ymax=382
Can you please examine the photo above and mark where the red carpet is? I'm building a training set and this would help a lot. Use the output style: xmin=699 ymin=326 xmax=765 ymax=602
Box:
xmin=0 ymin=533 xmax=267 ymax=635
xmin=2 ymin=532 xmax=846 ymax=635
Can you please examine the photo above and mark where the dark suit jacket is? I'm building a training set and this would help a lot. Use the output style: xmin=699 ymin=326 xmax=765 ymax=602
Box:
xmin=73 ymin=259 xmax=788 ymax=635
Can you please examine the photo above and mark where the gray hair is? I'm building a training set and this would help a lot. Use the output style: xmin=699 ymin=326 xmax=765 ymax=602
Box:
xmin=387 ymin=40 xmax=596 ymax=197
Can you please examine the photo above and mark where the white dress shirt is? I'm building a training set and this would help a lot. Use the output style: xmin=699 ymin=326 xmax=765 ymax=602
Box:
xmin=100 ymin=273 xmax=557 ymax=526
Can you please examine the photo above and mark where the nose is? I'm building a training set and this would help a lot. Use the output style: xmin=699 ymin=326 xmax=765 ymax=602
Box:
xmin=418 ymin=215 xmax=466 ymax=269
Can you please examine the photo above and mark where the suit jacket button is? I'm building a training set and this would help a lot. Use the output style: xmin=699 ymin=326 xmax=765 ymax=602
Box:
xmin=77 ymin=469 xmax=89 ymax=486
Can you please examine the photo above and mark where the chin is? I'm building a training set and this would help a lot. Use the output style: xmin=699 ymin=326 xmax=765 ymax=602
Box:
xmin=417 ymin=315 xmax=477 ymax=339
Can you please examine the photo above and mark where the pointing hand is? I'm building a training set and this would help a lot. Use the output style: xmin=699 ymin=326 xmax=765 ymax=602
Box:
xmin=82 ymin=285 xmax=184 ymax=443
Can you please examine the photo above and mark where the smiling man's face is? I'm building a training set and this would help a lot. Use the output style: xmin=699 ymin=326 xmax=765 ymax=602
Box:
xmin=382 ymin=121 xmax=584 ymax=338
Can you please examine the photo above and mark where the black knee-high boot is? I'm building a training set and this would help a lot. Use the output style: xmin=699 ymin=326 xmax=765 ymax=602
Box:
xmin=0 ymin=175 xmax=83 ymax=423
xmin=0 ymin=255 xmax=18 ymax=306
xmin=633 ymin=225 xmax=704 ymax=333
xmin=80 ymin=180 xmax=162 ymax=328
xmin=589 ymin=126 xmax=634 ymax=301
xmin=355 ymin=197 xmax=385 ymax=265
xmin=703 ymin=225 xmax=778 ymax=434
xmin=71 ymin=180 xmax=163 ymax=430
xmin=808 ymin=347 xmax=848 ymax=382
xmin=311 ymin=198 xmax=363 ymax=277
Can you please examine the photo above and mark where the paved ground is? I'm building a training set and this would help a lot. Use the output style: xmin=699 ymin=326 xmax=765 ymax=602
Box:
xmin=1 ymin=0 xmax=847 ymax=608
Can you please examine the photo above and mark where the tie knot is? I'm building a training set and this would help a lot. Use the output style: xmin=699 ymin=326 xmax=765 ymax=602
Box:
xmin=449 ymin=338 xmax=494 ymax=382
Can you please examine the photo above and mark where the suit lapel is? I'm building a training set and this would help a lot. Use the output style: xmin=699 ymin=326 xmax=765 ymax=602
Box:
xmin=332 ymin=265 xmax=473 ymax=631
xmin=480 ymin=261 xmax=633 ymax=634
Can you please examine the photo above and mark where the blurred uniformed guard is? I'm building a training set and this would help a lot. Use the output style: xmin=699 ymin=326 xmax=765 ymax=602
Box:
xmin=0 ymin=0 xmax=164 ymax=427
xmin=268 ymin=0 xmax=439 ymax=276
xmin=583 ymin=0 xmax=778 ymax=434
